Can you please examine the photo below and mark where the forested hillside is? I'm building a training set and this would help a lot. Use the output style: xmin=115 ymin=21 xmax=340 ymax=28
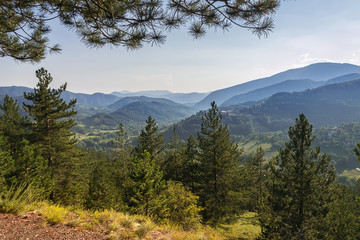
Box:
xmin=2 ymin=67 xmax=360 ymax=239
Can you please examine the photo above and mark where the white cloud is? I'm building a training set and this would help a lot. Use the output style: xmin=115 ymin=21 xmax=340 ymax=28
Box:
xmin=350 ymin=50 xmax=360 ymax=64
xmin=292 ymin=53 xmax=333 ymax=68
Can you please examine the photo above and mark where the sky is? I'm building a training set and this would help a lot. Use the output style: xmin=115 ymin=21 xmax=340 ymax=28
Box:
xmin=1 ymin=0 xmax=360 ymax=94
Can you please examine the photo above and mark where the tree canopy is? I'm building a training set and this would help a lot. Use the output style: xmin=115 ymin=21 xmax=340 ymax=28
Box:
xmin=0 ymin=0 xmax=279 ymax=62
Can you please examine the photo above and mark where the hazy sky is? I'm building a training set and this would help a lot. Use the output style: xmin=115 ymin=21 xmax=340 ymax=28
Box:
xmin=1 ymin=0 xmax=360 ymax=94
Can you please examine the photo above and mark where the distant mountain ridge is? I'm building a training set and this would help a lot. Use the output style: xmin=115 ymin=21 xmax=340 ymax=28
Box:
xmin=82 ymin=101 xmax=196 ymax=130
xmin=111 ymin=90 xmax=209 ymax=105
xmin=221 ymin=79 xmax=323 ymax=107
xmin=195 ymin=62 xmax=360 ymax=109
xmin=107 ymin=96 xmax=183 ymax=110
xmin=165 ymin=77 xmax=360 ymax=141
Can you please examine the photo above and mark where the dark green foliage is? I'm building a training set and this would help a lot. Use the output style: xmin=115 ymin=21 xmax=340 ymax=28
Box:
xmin=259 ymin=114 xmax=335 ymax=240
xmin=23 ymin=68 xmax=84 ymax=204
xmin=325 ymin=183 xmax=360 ymax=240
xmin=162 ymin=181 xmax=202 ymax=229
xmin=162 ymin=127 xmax=186 ymax=181
xmin=110 ymin=124 xmax=133 ymax=209
xmin=196 ymin=101 xmax=242 ymax=222
xmin=0 ymin=0 xmax=279 ymax=62
xmin=134 ymin=116 xmax=164 ymax=160
xmin=0 ymin=95 xmax=30 ymax=152
xmin=240 ymin=147 xmax=266 ymax=211
xmin=0 ymin=96 xmax=50 ymax=196
xmin=178 ymin=135 xmax=201 ymax=192
xmin=126 ymin=151 xmax=167 ymax=217
xmin=0 ymin=135 xmax=14 ymax=192
xmin=86 ymin=161 xmax=123 ymax=210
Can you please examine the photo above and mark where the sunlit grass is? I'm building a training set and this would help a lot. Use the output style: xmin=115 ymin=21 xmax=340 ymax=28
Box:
xmin=0 ymin=190 xmax=261 ymax=239
xmin=339 ymin=169 xmax=360 ymax=180
xmin=217 ymin=212 xmax=261 ymax=240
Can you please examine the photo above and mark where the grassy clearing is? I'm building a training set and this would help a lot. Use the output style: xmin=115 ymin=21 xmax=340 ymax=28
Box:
xmin=0 ymin=190 xmax=261 ymax=240
xmin=339 ymin=169 xmax=360 ymax=180
xmin=238 ymin=141 xmax=271 ymax=153
xmin=216 ymin=212 xmax=261 ymax=240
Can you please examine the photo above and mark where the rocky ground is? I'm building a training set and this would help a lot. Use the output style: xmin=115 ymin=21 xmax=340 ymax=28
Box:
xmin=0 ymin=212 xmax=108 ymax=240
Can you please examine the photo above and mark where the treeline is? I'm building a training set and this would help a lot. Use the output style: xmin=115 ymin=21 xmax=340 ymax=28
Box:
xmin=1 ymin=69 xmax=360 ymax=238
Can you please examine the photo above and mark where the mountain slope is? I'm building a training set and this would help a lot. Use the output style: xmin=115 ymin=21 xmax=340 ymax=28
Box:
xmin=221 ymin=79 xmax=323 ymax=106
xmin=167 ymin=78 xmax=360 ymax=141
xmin=0 ymin=86 xmax=120 ymax=107
xmin=195 ymin=63 xmax=360 ymax=109
xmin=111 ymin=90 xmax=208 ymax=105
xmin=82 ymin=101 xmax=196 ymax=130
xmin=326 ymin=73 xmax=360 ymax=85
xmin=242 ymin=78 xmax=360 ymax=127
xmin=107 ymin=96 xmax=182 ymax=110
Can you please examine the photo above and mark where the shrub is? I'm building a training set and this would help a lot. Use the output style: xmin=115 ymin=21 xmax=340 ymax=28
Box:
xmin=161 ymin=181 xmax=202 ymax=230
xmin=0 ymin=183 xmax=40 ymax=213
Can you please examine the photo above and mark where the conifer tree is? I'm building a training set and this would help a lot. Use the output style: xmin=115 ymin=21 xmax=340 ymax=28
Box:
xmin=196 ymin=101 xmax=241 ymax=222
xmin=86 ymin=161 xmax=123 ymax=210
xmin=0 ymin=95 xmax=50 ymax=195
xmin=163 ymin=127 xmax=186 ymax=181
xmin=180 ymin=135 xmax=201 ymax=192
xmin=134 ymin=116 xmax=164 ymax=160
xmin=259 ymin=114 xmax=335 ymax=240
xmin=111 ymin=124 xmax=133 ymax=207
xmin=0 ymin=95 xmax=29 ymax=153
xmin=0 ymin=135 xmax=14 ymax=192
xmin=127 ymin=151 xmax=167 ymax=217
xmin=241 ymin=147 xmax=266 ymax=211
xmin=0 ymin=0 xmax=279 ymax=62
xmin=23 ymin=68 xmax=83 ymax=203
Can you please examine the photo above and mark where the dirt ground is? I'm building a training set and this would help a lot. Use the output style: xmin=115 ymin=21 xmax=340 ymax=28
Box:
xmin=0 ymin=212 xmax=108 ymax=240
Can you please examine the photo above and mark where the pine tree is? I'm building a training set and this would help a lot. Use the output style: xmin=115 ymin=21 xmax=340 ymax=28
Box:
xmin=134 ymin=116 xmax=164 ymax=160
xmin=163 ymin=127 xmax=186 ymax=181
xmin=111 ymin=124 xmax=133 ymax=207
xmin=259 ymin=114 xmax=335 ymax=240
xmin=241 ymin=147 xmax=266 ymax=211
xmin=325 ymin=183 xmax=360 ymax=240
xmin=0 ymin=95 xmax=50 ymax=195
xmin=127 ymin=151 xmax=167 ymax=217
xmin=0 ymin=95 xmax=29 ymax=153
xmin=0 ymin=1 xmax=279 ymax=62
xmin=23 ymin=68 xmax=83 ymax=203
xmin=181 ymin=135 xmax=201 ymax=192
xmin=196 ymin=101 xmax=242 ymax=222
xmin=86 ymin=161 xmax=123 ymax=210
xmin=0 ymin=135 xmax=14 ymax=192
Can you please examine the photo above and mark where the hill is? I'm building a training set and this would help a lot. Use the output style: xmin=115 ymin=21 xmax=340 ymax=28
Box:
xmin=195 ymin=62 xmax=360 ymax=109
xmin=0 ymin=86 xmax=120 ymax=107
xmin=221 ymin=79 xmax=322 ymax=106
xmin=166 ymin=78 xmax=360 ymax=141
xmin=107 ymin=96 xmax=182 ymax=110
xmin=111 ymin=90 xmax=208 ymax=105
xmin=82 ymin=101 xmax=196 ymax=130
xmin=243 ymin=78 xmax=360 ymax=127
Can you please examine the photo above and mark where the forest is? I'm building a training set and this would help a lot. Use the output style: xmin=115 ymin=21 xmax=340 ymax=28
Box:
xmin=1 ymin=68 xmax=360 ymax=239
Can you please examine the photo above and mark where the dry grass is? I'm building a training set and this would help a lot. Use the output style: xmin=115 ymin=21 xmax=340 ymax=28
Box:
xmin=1 ymin=196 xmax=261 ymax=239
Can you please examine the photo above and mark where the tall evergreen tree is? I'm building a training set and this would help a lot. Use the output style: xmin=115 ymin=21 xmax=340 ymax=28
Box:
xmin=196 ymin=101 xmax=242 ymax=222
xmin=0 ymin=95 xmax=29 ymax=153
xmin=111 ymin=124 xmax=133 ymax=207
xmin=134 ymin=116 xmax=164 ymax=160
xmin=241 ymin=147 xmax=266 ymax=211
xmin=23 ymin=68 xmax=83 ymax=203
xmin=163 ymin=127 xmax=186 ymax=181
xmin=126 ymin=151 xmax=167 ymax=217
xmin=0 ymin=95 xmax=50 ymax=195
xmin=259 ymin=114 xmax=335 ymax=240
xmin=180 ymin=135 xmax=201 ymax=192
